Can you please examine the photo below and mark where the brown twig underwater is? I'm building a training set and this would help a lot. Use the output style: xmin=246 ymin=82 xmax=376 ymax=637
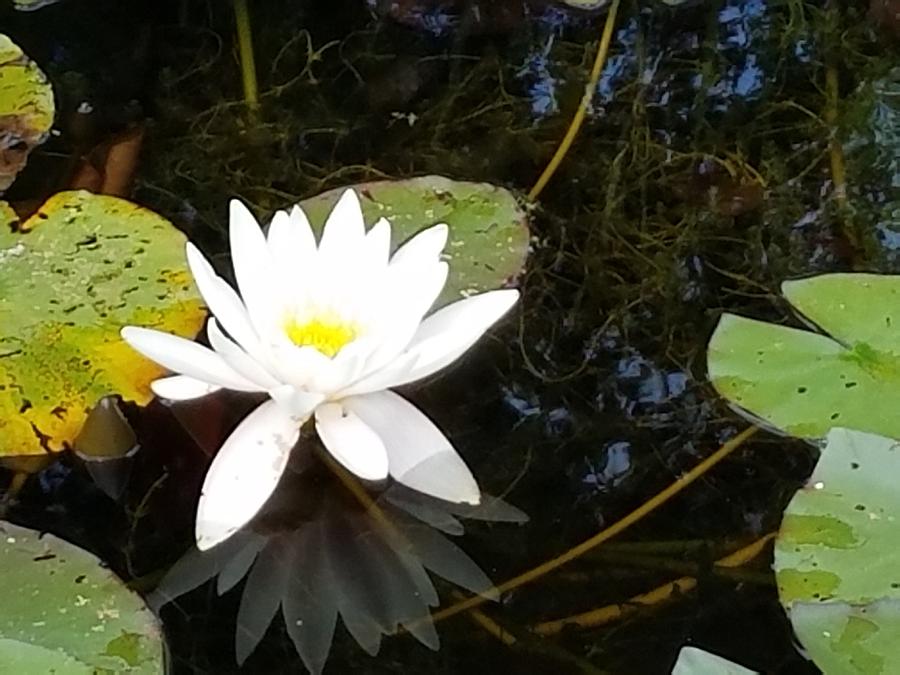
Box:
xmin=532 ymin=532 xmax=776 ymax=635
xmin=428 ymin=426 xmax=759 ymax=624
xmin=527 ymin=0 xmax=622 ymax=202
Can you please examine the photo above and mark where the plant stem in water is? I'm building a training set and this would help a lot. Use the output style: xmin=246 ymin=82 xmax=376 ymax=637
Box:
xmin=528 ymin=0 xmax=621 ymax=202
xmin=233 ymin=0 xmax=259 ymax=110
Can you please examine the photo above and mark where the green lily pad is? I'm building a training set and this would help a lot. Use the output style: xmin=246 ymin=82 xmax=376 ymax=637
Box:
xmin=297 ymin=176 xmax=529 ymax=308
xmin=775 ymin=427 xmax=900 ymax=673
xmin=707 ymin=273 xmax=900 ymax=439
xmin=671 ymin=646 xmax=756 ymax=674
xmin=788 ymin=601 xmax=900 ymax=675
xmin=0 ymin=34 xmax=54 ymax=193
xmin=0 ymin=201 xmax=16 ymax=228
xmin=0 ymin=520 xmax=164 ymax=673
xmin=0 ymin=190 xmax=205 ymax=460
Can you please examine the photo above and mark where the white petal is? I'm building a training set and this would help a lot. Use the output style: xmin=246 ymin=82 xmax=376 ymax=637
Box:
xmin=185 ymin=243 xmax=261 ymax=357
xmin=318 ymin=189 xmax=365 ymax=264
xmin=267 ymin=335 xmax=369 ymax=396
xmin=318 ymin=337 xmax=377 ymax=392
xmin=195 ymin=400 xmax=302 ymax=550
xmin=359 ymin=261 xmax=448 ymax=377
xmin=151 ymin=375 xmax=220 ymax=400
xmin=343 ymin=391 xmax=480 ymax=504
xmin=308 ymin=358 xmax=358 ymax=395
xmin=362 ymin=217 xmax=391 ymax=268
xmin=121 ymin=326 xmax=262 ymax=392
xmin=229 ymin=200 xmax=284 ymax=339
xmin=291 ymin=204 xmax=317 ymax=247
xmin=207 ymin=319 xmax=281 ymax=390
xmin=334 ymin=350 xmax=419 ymax=399
xmin=389 ymin=223 xmax=448 ymax=267
xmin=411 ymin=288 xmax=519 ymax=345
xmin=267 ymin=206 xmax=317 ymax=286
xmin=315 ymin=402 xmax=389 ymax=481
xmin=268 ymin=342 xmax=333 ymax=390
xmin=268 ymin=384 xmax=324 ymax=421
xmin=323 ymin=220 xmax=393 ymax=324
xmin=389 ymin=289 xmax=519 ymax=387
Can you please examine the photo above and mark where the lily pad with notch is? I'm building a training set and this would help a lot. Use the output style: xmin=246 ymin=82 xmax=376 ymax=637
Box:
xmin=707 ymin=273 xmax=900 ymax=439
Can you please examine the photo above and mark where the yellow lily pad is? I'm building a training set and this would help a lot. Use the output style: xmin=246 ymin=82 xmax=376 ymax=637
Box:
xmin=0 ymin=191 xmax=205 ymax=459
xmin=0 ymin=33 xmax=54 ymax=193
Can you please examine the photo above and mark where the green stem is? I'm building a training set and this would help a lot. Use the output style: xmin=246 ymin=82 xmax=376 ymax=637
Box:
xmin=233 ymin=0 xmax=259 ymax=109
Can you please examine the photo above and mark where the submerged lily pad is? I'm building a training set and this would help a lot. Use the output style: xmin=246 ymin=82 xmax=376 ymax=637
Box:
xmin=707 ymin=273 xmax=900 ymax=439
xmin=297 ymin=176 xmax=529 ymax=308
xmin=0 ymin=34 xmax=54 ymax=193
xmin=775 ymin=427 xmax=900 ymax=673
xmin=0 ymin=520 xmax=164 ymax=673
xmin=0 ymin=191 xmax=205 ymax=459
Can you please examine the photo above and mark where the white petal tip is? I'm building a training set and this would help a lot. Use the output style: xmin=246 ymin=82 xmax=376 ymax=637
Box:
xmin=497 ymin=287 xmax=520 ymax=304
xmin=429 ymin=223 xmax=450 ymax=249
xmin=478 ymin=288 xmax=520 ymax=320
xmin=150 ymin=376 xmax=220 ymax=401
xmin=184 ymin=242 xmax=209 ymax=269
xmin=289 ymin=204 xmax=310 ymax=223
xmin=229 ymin=199 xmax=259 ymax=230
xmin=195 ymin=525 xmax=236 ymax=551
xmin=120 ymin=325 xmax=157 ymax=351
xmin=395 ymin=451 xmax=481 ymax=506
xmin=193 ymin=401 xmax=299 ymax=551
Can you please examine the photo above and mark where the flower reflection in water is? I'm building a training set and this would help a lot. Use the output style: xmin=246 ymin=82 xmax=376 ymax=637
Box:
xmin=150 ymin=442 xmax=526 ymax=674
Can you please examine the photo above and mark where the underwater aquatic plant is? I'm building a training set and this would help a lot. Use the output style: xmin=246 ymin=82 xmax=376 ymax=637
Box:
xmin=121 ymin=189 xmax=519 ymax=550
xmin=150 ymin=450 xmax=526 ymax=674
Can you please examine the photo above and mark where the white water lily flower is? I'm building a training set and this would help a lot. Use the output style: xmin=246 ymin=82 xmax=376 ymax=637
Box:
xmin=121 ymin=189 xmax=518 ymax=550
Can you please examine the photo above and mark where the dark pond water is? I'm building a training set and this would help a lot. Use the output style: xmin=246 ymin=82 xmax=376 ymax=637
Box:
xmin=3 ymin=0 xmax=899 ymax=672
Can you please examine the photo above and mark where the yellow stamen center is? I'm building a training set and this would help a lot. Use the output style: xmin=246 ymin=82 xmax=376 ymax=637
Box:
xmin=284 ymin=316 xmax=356 ymax=357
